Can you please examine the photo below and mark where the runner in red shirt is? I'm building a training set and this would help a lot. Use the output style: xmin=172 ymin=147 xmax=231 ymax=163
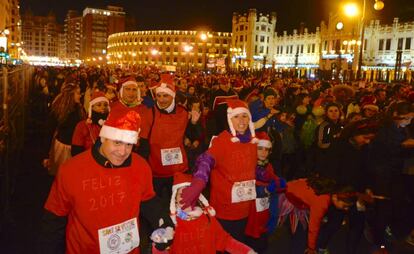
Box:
xmin=39 ymin=107 xmax=173 ymax=254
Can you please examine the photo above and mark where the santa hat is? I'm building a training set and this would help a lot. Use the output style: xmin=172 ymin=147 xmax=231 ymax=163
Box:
xmin=226 ymin=99 xmax=258 ymax=143
xmin=360 ymin=95 xmax=379 ymax=112
xmin=88 ymin=91 xmax=110 ymax=118
xmin=155 ymin=74 xmax=176 ymax=98
xmin=99 ymin=108 xmax=141 ymax=144
xmin=232 ymin=79 xmax=244 ymax=90
xmin=169 ymin=173 xmax=215 ymax=225
xmin=119 ymin=78 xmax=141 ymax=102
xmin=256 ymin=131 xmax=272 ymax=148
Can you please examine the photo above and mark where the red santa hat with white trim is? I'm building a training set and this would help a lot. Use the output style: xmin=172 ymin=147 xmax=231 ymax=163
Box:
xmin=155 ymin=73 xmax=176 ymax=98
xmin=256 ymin=131 xmax=272 ymax=148
xmin=226 ymin=99 xmax=258 ymax=143
xmin=99 ymin=107 xmax=141 ymax=144
xmin=119 ymin=78 xmax=141 ymax=102
xmin=88 ymin=91 xmax=110 ymax=118
xmin=170 ymin=173 xmax=215 ymax=224
xmin=360 ymin=95 xmax=379 ymax=112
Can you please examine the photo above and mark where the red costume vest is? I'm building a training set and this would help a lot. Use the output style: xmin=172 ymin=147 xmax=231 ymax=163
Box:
xmin=208 ymin=131 xmax=257 ymax=220
xmin=143 ymin=105 xmax=188 ymax=177
xmin=72 ymin=120 xmax=101 ymax=150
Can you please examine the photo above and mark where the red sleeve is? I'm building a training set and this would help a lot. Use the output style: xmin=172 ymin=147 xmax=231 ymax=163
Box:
xmin=265 ymin=164 xmax=279 ymax=180
xmin=307 ymin=196 xmax=330 ymax=250
xmin=44 ymin=164 xmax=72 ymax=216
xmin=71 ymin=121 xmax=87 ymax=147
xmin=211 ymin=216 xmax=233 ymax=251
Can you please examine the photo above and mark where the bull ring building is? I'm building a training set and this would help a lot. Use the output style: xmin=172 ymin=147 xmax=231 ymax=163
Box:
xmin=107 ymin=30 xmax=232 ymax=70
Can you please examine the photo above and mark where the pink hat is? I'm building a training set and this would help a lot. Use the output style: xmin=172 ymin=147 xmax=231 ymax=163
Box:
xmin=155 ymin=74 xmax=176 ymax=98
xmin=99 ymin=108 xmax=141 ymax=144
xmin=256 ymin=131 xmax=272 ymax=148
xmin=226 ymin=99 xmax=258 ymax=143
xmin=169 ymin=173 xmax=215 ymax=224
xmin=88 ymin=91 xmax=110 ymax=118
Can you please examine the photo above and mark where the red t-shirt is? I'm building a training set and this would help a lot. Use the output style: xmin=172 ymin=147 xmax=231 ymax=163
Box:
xmin=44 ymin=151 xmax=155 ymax=254
xmin=169 ymin=214 xmax=233 ymax=254
xmin=285 ymin=179 xmax=331 ymax=250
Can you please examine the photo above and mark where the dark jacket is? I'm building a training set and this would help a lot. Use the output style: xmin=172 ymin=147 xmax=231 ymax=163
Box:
xmin=317 ymin=139 xmax=371 ymax=192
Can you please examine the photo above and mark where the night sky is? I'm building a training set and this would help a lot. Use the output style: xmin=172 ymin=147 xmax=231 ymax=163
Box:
xmin=20 ymin=0 xmax=414 ymax=33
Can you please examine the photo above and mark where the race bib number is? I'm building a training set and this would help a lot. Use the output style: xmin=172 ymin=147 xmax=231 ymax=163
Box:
xmin=255 ymin=197 xmax=270 ymax=212
xmin=98 ymin=218 xmax=140 ymax=254
xmin=161 ymin=147 xmax=183 ymax=166
xmin=231 ymin=180 xmax=256 ymax=203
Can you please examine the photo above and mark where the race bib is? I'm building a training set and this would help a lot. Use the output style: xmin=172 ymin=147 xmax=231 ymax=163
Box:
xmin=255 ymin=197 xmax=270 ymax=212
xmin=161 ymin=147 xmax=183 ymax=166
xmin=231 ymin=180 xmax=256 ymax=203
xmin=98 ymin=218 xmax=140 ymax=254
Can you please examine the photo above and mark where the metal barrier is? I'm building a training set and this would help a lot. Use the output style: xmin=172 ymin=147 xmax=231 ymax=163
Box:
xmin=0 ymin=65 xmax=34 ymax=219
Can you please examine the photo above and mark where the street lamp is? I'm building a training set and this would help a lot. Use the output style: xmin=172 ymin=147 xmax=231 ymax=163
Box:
xmin=344 ymin=3 xmax=359 ymax=17
xmin=343 ymin=0 xmax=384 ymax=80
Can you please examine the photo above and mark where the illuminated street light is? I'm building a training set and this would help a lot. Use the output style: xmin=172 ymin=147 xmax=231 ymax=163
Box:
xmin=183 ymin=45 xmax=193 ymax=52
xmin=150 ymin=49 xmax=159 ymax=56
xmin=200 ymin=33 xmax=208 ymax=41
xmin=336 ymin=21 xmax=344 ymax=30
xmin=374 ymin=0 xmax=385 ymax=10
xmin=3 ymin=29 xmax=10 ymax=35
xmin=344 ymin=3 xmax=359 ymax=17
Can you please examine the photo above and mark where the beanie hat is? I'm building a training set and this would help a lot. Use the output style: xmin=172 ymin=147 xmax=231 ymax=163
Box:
xmin=170 ymin=173 xmax=215 ymax=225
xmin=360 ymin=95 xmax=379 ymax=112
xmin=119 ymin=78 xmax=141 ymax=102
xmin=256 ymin=131 xmax=272 ymax=148
xmin=88 ymin=91 xmax=110 ymax=118
xmin=99 ymin=108 xmax=141 ymax=144
xmin=155 ymin=74 xmax=176 ymax=98
xmin=226 ymin=99 xmax=258 ymax=143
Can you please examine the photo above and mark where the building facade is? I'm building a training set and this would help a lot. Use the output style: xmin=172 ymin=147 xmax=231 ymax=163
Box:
xmin=273 ymin=27 xmax=321 ymax=78
xmin=81 ymin=5 xmax=125 ymax=60
xmin=0 ymin=0 xmax=21 ymax=59
xmin=21 ymin=11 xmax=61 ymax=57
xmin=64 ymin=10 xmax=82 ymax=61
xmin=231 ymin=9 xmax=276 ymax=69
xmin=107 ymin=30 xmax=231 ymax=70
xmin=362 ymin=18 xmax=414 ymax=82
